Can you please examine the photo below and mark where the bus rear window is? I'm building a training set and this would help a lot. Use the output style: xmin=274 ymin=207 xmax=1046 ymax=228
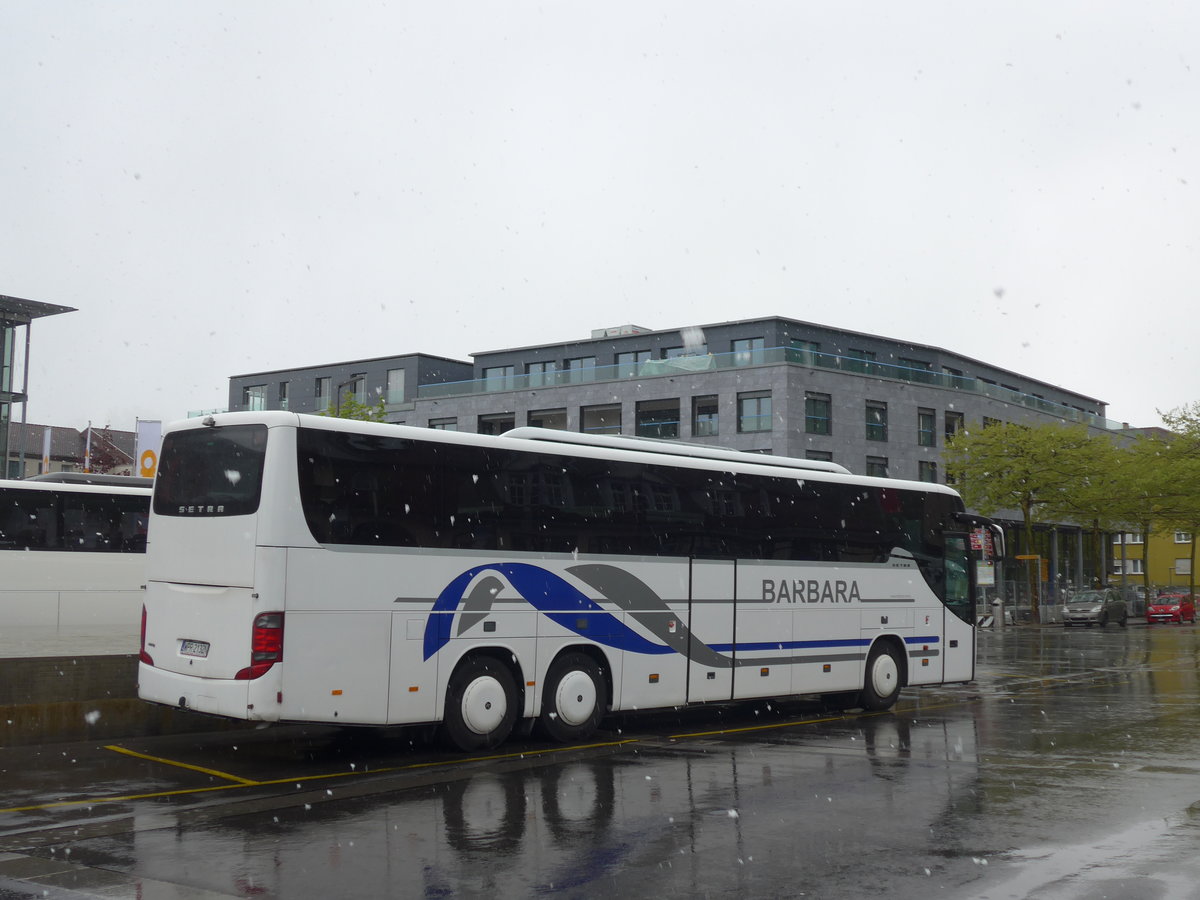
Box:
xmin=154 ymin=425 xmax=268 ymax=517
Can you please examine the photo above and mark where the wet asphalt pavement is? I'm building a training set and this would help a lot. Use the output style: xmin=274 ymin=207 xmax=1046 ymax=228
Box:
xmin=2 ymin=622 xmax=1199 ymax=899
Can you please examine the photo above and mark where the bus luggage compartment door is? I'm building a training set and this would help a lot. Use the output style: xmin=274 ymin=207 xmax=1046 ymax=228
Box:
xmin=279 ymin=611 xmax=393 ymax=724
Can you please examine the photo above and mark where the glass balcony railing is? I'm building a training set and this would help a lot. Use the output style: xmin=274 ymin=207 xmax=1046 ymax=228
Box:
xmin=415 ymin=346 xmax=1125 ymax=431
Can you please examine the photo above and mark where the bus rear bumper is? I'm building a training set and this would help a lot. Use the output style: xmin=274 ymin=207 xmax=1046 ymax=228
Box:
xmin=137 ymin=662 xmax=266 ymax=721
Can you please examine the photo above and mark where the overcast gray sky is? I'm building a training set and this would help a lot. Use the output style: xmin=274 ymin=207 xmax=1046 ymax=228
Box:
xmin=3 ymin=2 xmax=1196 ymax=432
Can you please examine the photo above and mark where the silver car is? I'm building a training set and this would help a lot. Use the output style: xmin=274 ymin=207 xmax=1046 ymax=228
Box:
xmin=1063 ymin=589 xmax=1128 ymax=627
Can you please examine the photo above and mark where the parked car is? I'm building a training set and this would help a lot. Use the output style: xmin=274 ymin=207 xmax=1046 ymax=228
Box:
xmin=1063 ymin=589 xmax=1128 ymax=627
xmin=1146 ymin=593 xmax=1197 ymax=625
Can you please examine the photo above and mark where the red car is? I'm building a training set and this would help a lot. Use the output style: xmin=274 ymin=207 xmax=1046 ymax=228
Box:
xmin=1147 ymin=593 xmax=1197 ymax=625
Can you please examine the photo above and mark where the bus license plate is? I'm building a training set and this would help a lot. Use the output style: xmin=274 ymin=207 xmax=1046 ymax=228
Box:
xmin=180 ymin=640 xmax=210 ymax=658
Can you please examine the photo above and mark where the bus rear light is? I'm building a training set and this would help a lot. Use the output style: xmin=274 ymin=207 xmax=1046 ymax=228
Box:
xmin=235 ymin=611 xmax=284 ymax=680
xmin=139 ymin=605 xmax=154 ymax=666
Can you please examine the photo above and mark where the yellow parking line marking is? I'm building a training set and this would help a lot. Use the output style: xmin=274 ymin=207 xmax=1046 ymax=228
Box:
xmin=0 ymin=739 xmax=640 ymax=815
xmin=104 ymin=745 xmax=259 ymax=785
xmin=671 ymin=712 xmax=852 ymax=739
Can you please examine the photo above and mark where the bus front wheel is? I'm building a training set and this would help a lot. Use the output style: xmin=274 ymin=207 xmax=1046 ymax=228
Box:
xmin=859 ymin=642 xmax=903 ymax=711
xmin=537 ymin=652 xmax=607 ymax=744
xmin=442 ymin=656 xmax=519 ymax=752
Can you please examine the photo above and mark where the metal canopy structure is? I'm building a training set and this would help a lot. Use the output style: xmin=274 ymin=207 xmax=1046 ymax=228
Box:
xmin=0 ymin=294 xmax=77 ymax=325
xmin=2 ymin=294 xmax=78 ymax=477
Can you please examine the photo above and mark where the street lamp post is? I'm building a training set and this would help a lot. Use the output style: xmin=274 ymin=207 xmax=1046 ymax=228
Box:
xmin=334 ymin=378 xmax=361 ymax=417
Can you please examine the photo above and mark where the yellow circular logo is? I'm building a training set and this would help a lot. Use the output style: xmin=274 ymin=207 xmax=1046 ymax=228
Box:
xmin=139 ymin=449 xmax=158 ymax=478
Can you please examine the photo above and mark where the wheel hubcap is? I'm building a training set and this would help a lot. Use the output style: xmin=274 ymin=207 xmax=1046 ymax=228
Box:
xmin=871 ymin=654 xmax=899 ymax=697
xmin=554 ymin=670 xmax=598 ymax=726
xmin=461 ymin=675 xmax=507 ymax=735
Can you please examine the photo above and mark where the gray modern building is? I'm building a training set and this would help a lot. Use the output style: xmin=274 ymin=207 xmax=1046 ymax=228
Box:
xmin=228 ymin=316 xmax=1116 ymax=487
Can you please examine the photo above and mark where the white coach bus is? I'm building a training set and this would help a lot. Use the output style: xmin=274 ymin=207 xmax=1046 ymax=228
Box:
xmin=0 ymin=475 xmax=151 ymax=636
xmin=138 ymin=412 xmax=1000 ymax=751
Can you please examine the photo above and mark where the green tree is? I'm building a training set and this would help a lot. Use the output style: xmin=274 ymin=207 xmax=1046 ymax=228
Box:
xmin=1102 ymin=435 xmax=1177 ymax=597
xmin=944 ymin=421 xmax=1109 ymax=620
xmin=321 ymin=392 xmax=388 ymax=422
xmin=1161 ymin=402 xmax=1200 ymax=457
xmin=1151 ymin=453 xmax=1200 ymax=598
xmin=1154 ymin=405 xmax=1200 ymax=597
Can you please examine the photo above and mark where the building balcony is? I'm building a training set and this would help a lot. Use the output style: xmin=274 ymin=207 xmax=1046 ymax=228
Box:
xmin=415 ymin=346 xmax=1123 ymax=431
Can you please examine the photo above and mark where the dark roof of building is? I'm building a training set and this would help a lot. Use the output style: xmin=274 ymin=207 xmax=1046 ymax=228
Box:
xmin=7 ymin=423 xmax=135 ymax=461
xmin=229 ymin=352 xmax=470 ymax=380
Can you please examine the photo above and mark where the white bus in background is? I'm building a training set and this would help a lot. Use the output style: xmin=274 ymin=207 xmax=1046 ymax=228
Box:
xmin=0 ymin=474 xmax=151 ymax=646
xmin=138 ymin=412 xmax=1000 ymax=751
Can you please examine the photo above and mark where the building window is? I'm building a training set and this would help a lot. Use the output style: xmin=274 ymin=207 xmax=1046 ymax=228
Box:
xmin=581 ymin=404 xmax=621 ymax=435
xmin=350 ymin=374 xmax=366 ymax=405
xmin=1113 ymin=532 xmax=1144 ymax=544
xmin=616 ymin=350 xmax=650 ymax=378
xmin=865 ymin=401 xmax=888 ymax=442
xmin=692 ymin=395 xmax=718 ymax=437
xmin=983 ymin=416 xmax=1002 ymax=429
xmin=478 ymin=413 xmax=515 ymax=435
xmin=665 ymin=342 xmax=707 ymax=359
xmin=483 ymin=365 xmax=516 ymax=391
xmin=526 ymin=361 xmax=558 ymax=387
xmin=945 ymin=411 xmax=965 ymax=440
xmin=429 ymin=417 xmax=458 ymax=431
xmin=900 ymin=358 xmax=934 ymax=382
xmin=315 ymin=376 xmax=331 ymax=411
xmin=791 ymin=339 xmax=821 ymax=363
xmin=737 ymin=391 xmax=772 ymax=433
xmin=1176 ymin=558 xmax=1193 ymax=576
xmin=1175 ymin=532 xmax=1193 ymax=543
xmin=805 ymin=393 xmax=831 ymax=435
xmin=806 ymin=450 xmax=833 ymax=462
xmin=1112 ymin=558 xmax=1145 ymax=575
xmin=732 ymin=337 xmax=765 ymax=366
xmin=528 ymin=408 xmax=567 ymax=430
xmin=566 ymin=357 xmax=597 ymax=384
xmin=845 ymin=348 xmax=876 ymax=373
xmin=636 ymin=399 xmax=680 ymax=439
xmin=866 ymin=456 xmax=889 ymax=478
xmin=919 ymin=460 xmax=938 ymax=483
xmin=242 ymin=385 xmax=267 ymax=411
xmin=918 ymin=408 xmax=936 ymax=447
xmin=386 ymin=368 xmax=406 ymax=403
xmin=278 ymin=382 xmax=289 ymax=411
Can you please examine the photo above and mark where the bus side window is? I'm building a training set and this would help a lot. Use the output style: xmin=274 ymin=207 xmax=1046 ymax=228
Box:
xmin=0 ymin=492 xmax=58 ymax=550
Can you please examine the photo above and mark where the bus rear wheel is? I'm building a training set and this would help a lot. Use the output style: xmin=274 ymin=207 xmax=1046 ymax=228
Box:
xmin=859 ymin=642 xmax=903 ymax=711
xmin=537 ymin=652 xmax=607 ymax=744
xmin=442 ymin=656 xmax=519 ymax=752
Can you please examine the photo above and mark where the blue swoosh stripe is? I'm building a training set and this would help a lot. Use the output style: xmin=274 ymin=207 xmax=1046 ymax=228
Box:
xmin=423 ymin=563 xmax=673 ymax=660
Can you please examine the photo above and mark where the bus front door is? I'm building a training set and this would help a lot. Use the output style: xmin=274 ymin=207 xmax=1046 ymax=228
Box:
xmin=942 ymin=533 xmax=977 ymax=683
